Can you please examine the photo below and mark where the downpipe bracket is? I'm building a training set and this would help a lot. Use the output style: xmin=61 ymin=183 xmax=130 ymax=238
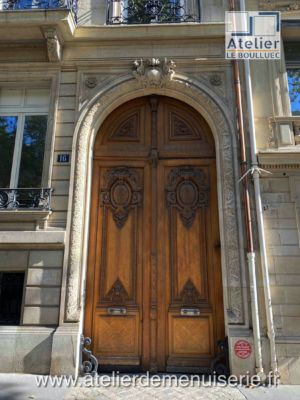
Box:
xmin=238 ymin=166 xmax=272 ymax=183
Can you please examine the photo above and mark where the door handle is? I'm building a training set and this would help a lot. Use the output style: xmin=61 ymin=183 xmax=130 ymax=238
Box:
xmin=181 ymin=308 xmax=200 ymax=316
xmin=107 ymin=307 xmax=127 ymax=315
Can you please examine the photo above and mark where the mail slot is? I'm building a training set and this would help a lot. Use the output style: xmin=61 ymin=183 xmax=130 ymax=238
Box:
xmin=107 ymin=307 xmax=127 ymax=315
xmin=180 ymin=308 xmax=200 ymax=316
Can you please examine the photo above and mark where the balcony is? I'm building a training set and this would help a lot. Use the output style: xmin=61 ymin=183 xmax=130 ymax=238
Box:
xmin=0 ymin=188 xmax=53 ymax=229
xmin=269 ymin=116 xmax=300 ymax=147
xmin=0 ymin=188 xmax=52 ymax=210
xmin=0 ymin=0 xmax=77 ymax=57
xmin=106 ymin=0 xmax=200 ymax=24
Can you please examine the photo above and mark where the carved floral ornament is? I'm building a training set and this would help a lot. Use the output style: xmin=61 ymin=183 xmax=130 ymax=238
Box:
xmin=106 ymin=278 xmax=129 ymax=304
xmin=180 ymin=279 xmax=201 ymax=305
xmin=100 ymin=167 xmax=143 ymax=228
xmin=132 ymin=58 xmax=176 ymax=88
xmin=166 ymin=166 xmax=209 ymax=229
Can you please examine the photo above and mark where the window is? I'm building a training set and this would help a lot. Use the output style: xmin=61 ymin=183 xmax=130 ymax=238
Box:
xmin=0 ymin=272 xmax=25 ymax=325
xmin=284 ymin=42 xmax=300 ymax=116
xmin=0 ymin=88 xmax=50 ymax=188
xmin=287 ymin=69 xmax=300 ymax=116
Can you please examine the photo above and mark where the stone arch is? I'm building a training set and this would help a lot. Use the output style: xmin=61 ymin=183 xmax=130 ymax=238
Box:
xmin=63 ymin=73 xmax=246 ymax=331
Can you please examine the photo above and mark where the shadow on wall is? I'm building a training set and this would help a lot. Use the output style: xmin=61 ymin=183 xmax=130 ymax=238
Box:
xmin=278 ymin=354 xmax=300 ymax=384
xmin=23 ymin=335 xmax=53 ymax=374
xmin=77 ymin=0 xmax=107 ymax=26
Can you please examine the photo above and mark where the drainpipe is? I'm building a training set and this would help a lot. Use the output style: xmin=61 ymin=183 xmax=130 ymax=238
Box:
xmin=237 ymin=0 xmax=279 ymax=380
xmin=228 ymin=0 xmax=264 ymax=379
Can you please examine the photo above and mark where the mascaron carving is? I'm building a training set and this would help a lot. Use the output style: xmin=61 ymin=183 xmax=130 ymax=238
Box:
xmin=166 ymin=166 xmax=209 ymax=229
xmin=85 ymin=77 xmax=98 ymax=89
xmin=210 ymin=74 xmax=222 ymax=87
xmin=133 ymin=58 xmax=176 ymax=88
xmin=100 ymin=167 xmax=143 ymax=228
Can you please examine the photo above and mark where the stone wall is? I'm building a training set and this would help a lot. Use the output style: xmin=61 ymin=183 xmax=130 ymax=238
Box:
xmin=0 ymin=249 xmax=64 ymax=373
xmin=50 ymin=71 xmax=77 ymax=228
xmin=0 ymin=249 xmax=64 ymax=326
xmin=261 ymin=174 xmax=300 ymax=383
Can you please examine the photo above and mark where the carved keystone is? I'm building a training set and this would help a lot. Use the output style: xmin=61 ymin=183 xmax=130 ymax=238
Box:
xmin=133 ymin=58 xmax=176 ymax=88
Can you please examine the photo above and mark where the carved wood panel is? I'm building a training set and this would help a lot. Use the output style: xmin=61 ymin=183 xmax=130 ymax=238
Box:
xmin=99 ymin=167 xmax=143 ymax=306
xmin=87 ymin=162 xmax=147 ymax=368
xmin=170 ymin=113 xmax=199 ymax=140
xmin=109 ymin=113 xmax=139 ymax=141
xmin=158 ymin=159 xmax=222 ymax=372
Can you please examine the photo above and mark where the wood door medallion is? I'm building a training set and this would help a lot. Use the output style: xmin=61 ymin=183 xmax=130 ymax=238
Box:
xmin=84 ymin=96 xmax=225 ymax=372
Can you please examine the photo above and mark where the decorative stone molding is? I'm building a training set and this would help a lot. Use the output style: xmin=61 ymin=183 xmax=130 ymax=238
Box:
xmin=65 ymin=103 xmax=100 ymax=321
xmin=190 ymin=73 xmax=227 ymax=105
xmin=258 ymin=151 xmax=300 ymax=170
xmin=259 ymin=1 xmax=300 ymax=11
xmin=65 ymin=73 xmax=246 ymax=325
xmin=85 ymin=76 xmax=98 ymax=89
xmin=209 ymin=74 xmax=222 ymax=87
xmin=79 ymin=74 xmax=116 ymax=110
xmin=260 ymin=163 xmax=300 ymax=170
xmin=132 ymin=58 xmax=176 ymax=88
xmin=42 ymin=27 xmax=62 ymax=63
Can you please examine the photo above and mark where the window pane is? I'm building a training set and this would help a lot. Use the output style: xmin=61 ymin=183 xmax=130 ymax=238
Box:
xmin=18 ymin=115 xmax=48 ymax=188
xmin=287 ymin=69 xmax=300 ymax=116
xmin=0 ymin=116 xmax=18 ymax=188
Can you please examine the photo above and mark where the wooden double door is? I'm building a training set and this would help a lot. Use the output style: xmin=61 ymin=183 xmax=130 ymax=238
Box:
xmin=84 ymin=96 xmax=224 ymax=372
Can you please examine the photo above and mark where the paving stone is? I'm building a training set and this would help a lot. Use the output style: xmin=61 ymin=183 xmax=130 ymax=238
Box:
xmin=63 ymin=377 xmax=246 ymax=400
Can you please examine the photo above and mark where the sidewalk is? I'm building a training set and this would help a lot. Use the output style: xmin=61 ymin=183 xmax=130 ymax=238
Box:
xmin=1 ymin=373 xmax=300 ymax=400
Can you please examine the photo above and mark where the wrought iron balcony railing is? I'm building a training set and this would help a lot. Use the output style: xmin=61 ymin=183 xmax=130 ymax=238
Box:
xmin=106 ymin=0 xmax=200 ymax=24
xmin=0 ymin=188 xmax=53 ymax=211
xmin=1 ymin=0 xmax=78 ymax=21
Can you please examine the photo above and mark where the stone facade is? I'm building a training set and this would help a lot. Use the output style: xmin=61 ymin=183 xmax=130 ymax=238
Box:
xmin=0 ymin=0 xmax=299 ymax=384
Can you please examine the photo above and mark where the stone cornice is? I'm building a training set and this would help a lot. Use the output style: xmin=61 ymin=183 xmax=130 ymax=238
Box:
xmin=260 ymin=163 xmax=300 ymax=170
xmin=73 ymin=23 xmax=225 ymax=42
xmin=259 ymin=150 xmax=300 ymax=170
xmin=0 ymin=230 xmax=65 ymax=244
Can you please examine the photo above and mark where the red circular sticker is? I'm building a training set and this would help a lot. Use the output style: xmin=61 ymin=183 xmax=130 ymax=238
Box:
xmin=234 ymin=340 xmax=252 ymax=359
